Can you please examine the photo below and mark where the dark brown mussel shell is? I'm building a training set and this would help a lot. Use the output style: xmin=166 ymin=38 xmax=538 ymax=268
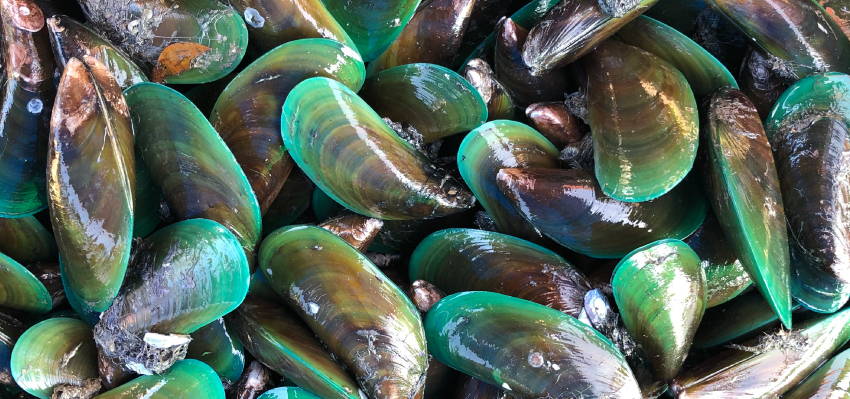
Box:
xmin=765 ymin=72 xmax=850 ymax=313
xmin=525 ymin=102 xmax=585 ymax=148
xmin=672 ymin=308 xmax=850 ymax=398
xmin=226 ymin=0 xmax=355 ymax=53
xmin=784 ymin=347 xmax=850 ymax=398
xmin=77 ymin=0 xmax=248 ymax=83
xmin=230 ymin=360 xmax=271 ymax=399
xmin=426 ymin=291 xmax=641 ymax=398
xmin=261 ymin=169 xmax=313 ymax=234
xmin=260 ymin=225 xmax=427 ymax=399
xmin=739 ymin=47 xmax=791 ymax=119
xmin=210 ymin=38 xmax=365 ymax=214
xmin=126 ymin=83 xmax=262 ymax=266
xmin=0 ymin=0 xmax=53 ymax=218
xmin=94 ymin=219 xmax=250 ymax=375
xmin=462 ymin=58 xmax=516 ymax=121
xmin=318 ymin=214 xmax=383 ymax=252
xmin=369 ymin=0 xmax=477 ymax=73
xmin=706 ymin=0 xmax=850 ymax=78
xmin=494 ymin=17 xmax=570 ymax=107
xmin=496 ymin=167 xmax=706 ymax=258
xmin=46 ymin=15 xmax=147 ymax=89
xmin=520 ymin=0 xmax=659 ymax=75
xmin=705 ymin=88 xmax=792 ymax=328
xmin=454 ymin=376 xmax=515 ymax=399
xmin=409 ymin=228 xmax=591 ymax=317
xmin=48 ymin=56 xmax=135 ymax=316
xmin=228 ymin=295 xmax=362 ymax=399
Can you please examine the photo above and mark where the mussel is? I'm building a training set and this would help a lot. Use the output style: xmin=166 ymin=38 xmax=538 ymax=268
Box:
xmin=321 ymin=0 xmax=420 ymax=61
xmin=0 ymin=216 xmax=56 ymax=265
xmin=93 ymin=359 xmax=224 ymax=399
xmin=0 ymin=252 xmax=51 ymax=314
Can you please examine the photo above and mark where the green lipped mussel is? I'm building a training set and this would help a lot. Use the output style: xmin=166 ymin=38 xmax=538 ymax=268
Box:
xmin=496 ymin=168 xmax=706 ymax=258
xmin=210 ymin=38 xmax=365 ymax=214
xmin=93 ymin=359 xmax=224 ymax=399
xmin=409 ymin=228 xmax=591 ymax=316
xmin=0 ymin=216 xmax=56 ymax=264
xmin=0 ymin=252 xmax=51 ymax=314
xmin=260 ymin=225 xmax=427 ymax=399
xmin=322 ymin=0 xmax=420 ymax=61
xmin=187 ymin=318 xmax=245 ymax=387
xmin=426 ymin=291 xmax=641 ymax=398
xmin=784 ymin=347 xmax=850 ymax=399
xmin=585 ymin=39 xmax=699 ymax=202
xmin=281 ymin=77 xmax=474 ymax=220
xmin=684 ymin=213 xmax=752 ymax=307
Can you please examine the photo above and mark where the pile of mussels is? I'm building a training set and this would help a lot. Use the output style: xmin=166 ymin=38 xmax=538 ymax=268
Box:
xmin=1 ymin=0 xmax=850 ymax=398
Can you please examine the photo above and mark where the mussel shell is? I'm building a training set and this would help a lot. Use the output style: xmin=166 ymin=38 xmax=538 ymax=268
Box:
xmin=48 ymin=56 xmax=135 ymax=315
xmin=360 ymin=63 xmax=487 ymax=144
xmin=0 ymin=216 xmax=56 ymax=264
xmin=126 ymin=82 xmax=261 ymax=265
xmin=369 ymin=0 xmax=476 ymax=73
xmin=585 ymin=39 xmax=699 ymax=202
xmin=765 ymin=72 xmax=850 ymax=313
xmin=644 ymin=0 xmax=707 ymax=35
xmin=693 ymin=290 xmax=793 ymax=348
xmin=0 ymin=0 xmax=53 ymax=218
xmin=496 ymin=168 xmax=706 ymax=258
xmin=231 ymin=360 xmax=271 ymax=399
xmin=617 ymin=16 xmax=738 ymax=98
xmin=684 ymin=213 xmax=751 ymax=307
xmin=228 ymin=295 xmax=362 ymax=399
xmin=187 ymin=318 xmax=245 ymax=387
xmin=322 ymin=0 xmax=420 ymax=61
xmin=257 ymin=387 xmax=321 ymax=399
xmin=520 ymin=0 xmax=658 ymax=75
xmin=525 ymin=102 xmax=585 ymax=148
xmin=226 ymin=0 xmax=355 ymax=53
xmin=94 ymin=219 xmax=249 ymax=375
xmin=672 ymin=308 xmax=850 ymax=398
xmin=706 ymin=87 xmax=792 ymax=328
xmin=0 ymin=312 xmax=23 ymax=386
xmin=426 ymin=291 xmax=641 ymax=398
xmin=462 ymin=58 xmax=516 ymax=121
xmin=93 ymin=359 xmax=224 ymax=399
xmin=78 ymin=0 xmax=248 ymax=84
xmin=0 ymin=252 xmax=51 ymax=314
xmin=739 ymin=47 xmax=791 ymax=119
xmin=456 ymin=120 xmax=559 ymax=240
xmin=454 ymin=376 xmax=516 ymax=399
xmin=612 ymin=239 xmax=706 ymax=381
xmin=260 ymin=225 xmax=427 ymax=399
xmin=784 ymin=347 xmax=850 ymax=399
xmin=409 ymin=228 xmax=591 ymax=316
xmin=262 ymin=169 xmax=313 ymax=235
xmin=821 ymin=0 xmax=850 ymax=39
xmin=317 ymin=214 xmax=383 ymax=252
xmin=46 ymin=15 xmax=147 ymax=89
xmin=210 ymin=38 xmax=365 ymax=214
xmin=281 ymin=76 xmax=474 ymax=220
xmin=10 ymin=318 xmax=98 ymax=399
xmin=706 ymin=0 xmax=850 ymax=78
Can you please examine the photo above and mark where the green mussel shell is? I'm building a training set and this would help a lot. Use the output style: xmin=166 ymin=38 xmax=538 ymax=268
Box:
xmin=94 ymin=219 xmax=249 ymax=375
xmin=260 ymin=225 xmax=427 ymax=399
xmin=409 ymin=228 xmax=591 ymax=316
xmin=11 ymin=318 xmax=99 ymax=399
xmin=258 ymin=387 xmax=322 ymax=399
xmin=48 ymin=56 xmax=135 ymax=315
xmin=187 ymin=318 xmax=245 ymax=386
xmin=706 ymin=88 xmax=792 ymax=328
xmin=78 ymin=0 xmax=248 ymax=84
xmin=360 ymin=63 xmax=487 ymax=144
xmin=457 ymin=120 xmax=559 ymax=240
xmin=0 ymin=252 xmax=51 ymax=314
xmin=765 ymin=72 xmax=850 ymax=313
xmin=262 ymin=169 xmax=313 ymax=235
xmin=694 ymin=290 xmax=799 ymax=349
xmin=617 ymin=16 xmax=738 ymax=98
xmin=281 ymin=77 xmax=474 ymax=220
xmin=228 ymin=295 xmax=362 ymax=399
xmin=0 ymin=216 xmax=56 ymax=264
xmin=684 ymin=213 xmax=751 ymax=308
xmin=0 ymin=0 xmax=53 ymax=217
xmin=427 ymin=291 xmax=641 ymax=398
xmin=226 ymin=0 xmax=355 ymax=53
xmin=369 ymin=0 xmax=476 ymax=73
xmin=785 ymin=347 xmax=850 ymax=399
xmin=126 ymin=82 xmax=261 ymax=266
xmin=94 ymin=359 xmax=224 ymax=399
xmin=323 ymin=0 xmax=420 ymax=61
xmin=585 ymin=39 xmax=699 ymax=202
xmin=496 ymin=168 xmax=706 ymax=258
xmin=612 ymin=239 xmax=706 ymax=381
xmin=706 ymin=0 xmax=850 ymax=78
xmin=46 ymin=15 xmax=148 ymax=89
xmin=210 ymin=38 xmax=365 ymax=214
xmin=521 ymin=0 xmax=659 ymax=75
xmin=672 ymin=307 xmax=850 ymax=398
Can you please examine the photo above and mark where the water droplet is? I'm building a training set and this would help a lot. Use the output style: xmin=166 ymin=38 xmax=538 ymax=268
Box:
xmin=312 ymin=245 xmax=323 ymax=251
xmin=307 ymin=302 xmax=320 ymax=315
xmin=244 ymin=8 xmax=265 ymax=28
xmin=27 ymin=98 xmax=42 ymax=114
